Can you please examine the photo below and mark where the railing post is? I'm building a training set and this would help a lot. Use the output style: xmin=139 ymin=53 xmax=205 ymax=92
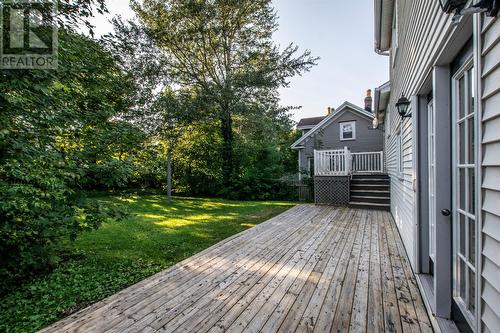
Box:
xmin=380 ymin=151 xmax=384 ymax=173
xmin=344 ymin=146 xmax=350 ymax=175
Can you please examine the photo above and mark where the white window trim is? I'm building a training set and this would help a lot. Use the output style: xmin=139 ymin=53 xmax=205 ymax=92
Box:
xmin=396 ymin=126 xmax=404 ymax=180
xmin=340 ymin=121 xmax=356 ymax=141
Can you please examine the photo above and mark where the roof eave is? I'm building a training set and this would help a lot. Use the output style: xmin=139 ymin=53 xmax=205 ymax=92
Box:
xmin=373 ymin=81 xmax=391 ymax=128
xmin=374 ymin=0 xmax=395 ymax=53
xmin=297 ymin=125 xmax=315 ymax=130
xmin=374 ymin=81 xmax=391 ymax=112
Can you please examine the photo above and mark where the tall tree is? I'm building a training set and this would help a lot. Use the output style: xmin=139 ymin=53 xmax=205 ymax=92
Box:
xmin=132 ymin=0 xmax=317 ymax=189
xmin=104 ymin=17 xmax=205 ymax=201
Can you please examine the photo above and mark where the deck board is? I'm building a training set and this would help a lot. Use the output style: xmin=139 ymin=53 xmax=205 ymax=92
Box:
xmin=39 ymin=205 xmax=432 ymax=333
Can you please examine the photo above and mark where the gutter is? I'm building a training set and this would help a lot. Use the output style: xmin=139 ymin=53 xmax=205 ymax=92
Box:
xmin=374 ymin=0 xmax=395 ymax=54
xmin=374 ymin=0 xmax=383 ymax=53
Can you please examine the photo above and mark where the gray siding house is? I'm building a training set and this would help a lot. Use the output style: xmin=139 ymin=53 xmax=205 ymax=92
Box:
xmin=292 ymin=99 xmax=384 ymax=178
xmin=373 ymin=1 xmax=500 ymax=332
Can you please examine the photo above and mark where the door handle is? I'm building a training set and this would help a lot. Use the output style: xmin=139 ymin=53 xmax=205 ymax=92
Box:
xmin=441 ymin=209 xmax=451 ymax=217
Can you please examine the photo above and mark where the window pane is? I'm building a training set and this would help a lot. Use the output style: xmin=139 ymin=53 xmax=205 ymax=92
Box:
xmin=469 ymin=219 xmax=476 ymax=265
xmin=460 ymin=214 xmax=466 ymax=255
xmin=459 ymin=259 xmax=466 ymax=300
xmin=468 ymin=69 xmax=475 ymax=116
xmin=459 ymin=121 xmax=466 ymax=165
xmin=459 ymin=168 xmax=466 ymax=211
xmin=468 ymin=268 xmax=475 ymax=312
xmin=468 ymin=117 xmax=475 ymax=164
xmin=468 ymin=168 xmax=475 ymax=215
xmin=459 ymin=76 xmax=466 ymax=119
xmin=341 ymin=122 xmax=354 ymax=140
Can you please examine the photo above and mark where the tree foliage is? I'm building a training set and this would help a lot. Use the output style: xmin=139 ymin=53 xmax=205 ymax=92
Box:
xmin=0 ymin=0 xmax=311 ymax=295
xmin=0 ymin=31 xmax=136 ymax=292
xmin=132 ymin=0 xmax=317 ymax=189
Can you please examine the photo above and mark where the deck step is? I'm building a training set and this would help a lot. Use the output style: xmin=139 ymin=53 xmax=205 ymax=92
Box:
xmin=349 ymin=201 xmax=391 ymax=211
xmin=351 ymin=183 xmax=390 ymax=187
xmin=351 ymin=178 xmax=388 ymax=182
xmin=350 ymin=196 xmax=390 ymax=205
xmin=350 ymin=174 xmax=390 ymax=210
xmin=351 ymin=195 xmax=390 ymax=201
xmin=351 ymin=190 xmax=390 ymax=195
xmin=351 ymin=185 xmax=390 ymax=192
xmin=351 ymin=174 xmax=389 ymax=179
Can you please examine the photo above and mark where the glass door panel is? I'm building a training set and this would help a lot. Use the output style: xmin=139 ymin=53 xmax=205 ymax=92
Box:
xmin=453 ymin=61 xmax=477 ymax=327
xmin=428 ymin=100 xmax=436 ymax=260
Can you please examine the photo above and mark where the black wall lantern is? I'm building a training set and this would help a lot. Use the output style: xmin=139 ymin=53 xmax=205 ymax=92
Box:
xmin=439 ymin=0 xmax=499 ymax=17
xmin=438 ymin=0 xmax=468 ymax=13
xmin=396 ymin=95 xmax=411 ymax=119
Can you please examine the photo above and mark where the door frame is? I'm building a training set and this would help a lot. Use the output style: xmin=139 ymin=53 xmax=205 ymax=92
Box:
xmin=431 ymin=65 xmax=454 ymax=318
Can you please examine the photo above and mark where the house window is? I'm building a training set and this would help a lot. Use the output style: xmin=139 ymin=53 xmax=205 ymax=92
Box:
xmin=340 ymin=121 xmax=356 ymax=141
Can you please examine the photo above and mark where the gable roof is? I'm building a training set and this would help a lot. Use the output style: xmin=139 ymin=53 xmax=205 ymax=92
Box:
xmin=291 ymin=101 xmax=374 ymax=149
xmin=297 ymin=116 xmax=326 ymax=129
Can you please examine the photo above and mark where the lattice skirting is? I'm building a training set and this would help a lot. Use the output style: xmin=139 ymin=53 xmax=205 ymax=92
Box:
xmin=314 ymin=176 xmax=350 ymax=206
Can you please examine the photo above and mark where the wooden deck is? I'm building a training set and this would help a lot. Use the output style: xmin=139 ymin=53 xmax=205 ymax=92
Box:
xmin=40 ymin=205 xmax=433 ymax=333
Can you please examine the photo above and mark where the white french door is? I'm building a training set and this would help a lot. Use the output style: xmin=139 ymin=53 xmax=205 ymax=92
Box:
xmin=428 ymin=100 xmax=436 ymax=261
xmin=452 ymin=59 xmax=477 ymax=327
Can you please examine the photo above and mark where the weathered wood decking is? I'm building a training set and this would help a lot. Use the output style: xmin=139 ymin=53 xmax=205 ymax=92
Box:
xmin=41 ymin=205 xmax=433 ymax=333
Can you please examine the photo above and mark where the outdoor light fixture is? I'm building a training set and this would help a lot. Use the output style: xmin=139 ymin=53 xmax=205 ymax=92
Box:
xmin=461 ymin=0 xmax=500 ymax=16
xmin=438 ymin=0 xmax=468 ymax=14
xmin=395 ymin=95 xmax=411 ymax=119
xmin=438 ymin=0 xmax=499 ymax=18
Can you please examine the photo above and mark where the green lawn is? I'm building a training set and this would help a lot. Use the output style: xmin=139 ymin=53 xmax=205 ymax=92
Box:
xmin=0 ymin=194 xmax=295 ymax=333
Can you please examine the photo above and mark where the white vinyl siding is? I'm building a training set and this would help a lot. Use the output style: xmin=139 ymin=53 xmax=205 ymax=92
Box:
xmin=381 ymin=1 xmax=500 ymax=331
xmin=383 ymin=0 xmax=452 ymax=270
xmin=480 ymin=15 xmax=500 ymax=333
xmin=386 ymin=107 xmax=415 ymax=267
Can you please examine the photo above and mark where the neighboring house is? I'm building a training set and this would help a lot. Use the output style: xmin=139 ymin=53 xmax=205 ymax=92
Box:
xmin=296 ymin=115 xmax=326 ymax=136
xmin=373 ymin=1 xmax=499 ymax=332
xmin=292 ymin=94 xmax=384 ymax=179
xmin=291 ymin=93 xmax=388 ymax=208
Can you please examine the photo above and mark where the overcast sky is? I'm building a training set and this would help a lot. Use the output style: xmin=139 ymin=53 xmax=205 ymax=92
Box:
xmin=88 ymin=0 xmax=389 ymax=122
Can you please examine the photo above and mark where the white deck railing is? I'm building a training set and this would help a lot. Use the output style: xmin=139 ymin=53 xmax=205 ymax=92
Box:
xmin=351 ymin=151 xmax=384 ymax=174
xmin=314 ymin=148 xmax=384 ymax=176
xmin=314 ymin=148 xmax=351 ymax=176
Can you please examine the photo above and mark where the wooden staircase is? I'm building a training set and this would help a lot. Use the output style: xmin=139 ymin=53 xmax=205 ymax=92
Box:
xmin=349 ymin=174 xmax=390 ymax=211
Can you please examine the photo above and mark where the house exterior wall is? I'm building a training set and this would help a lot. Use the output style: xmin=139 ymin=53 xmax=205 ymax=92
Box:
xmin=298 ymin=108 xmax=384 ymax=175
xmin=478 ymin=15 xmax=500 ymax=333
xmin=381 ymin=1 xmax=499 ymax=332
xmin=384 ymin=0 xmax=453 ymax=270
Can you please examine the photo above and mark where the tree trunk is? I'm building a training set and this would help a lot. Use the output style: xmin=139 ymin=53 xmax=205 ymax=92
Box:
xmin=166 ymin=143 xmax=173 ymax=203
xmin=219 ymin=108 xmax=234 ymax=190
